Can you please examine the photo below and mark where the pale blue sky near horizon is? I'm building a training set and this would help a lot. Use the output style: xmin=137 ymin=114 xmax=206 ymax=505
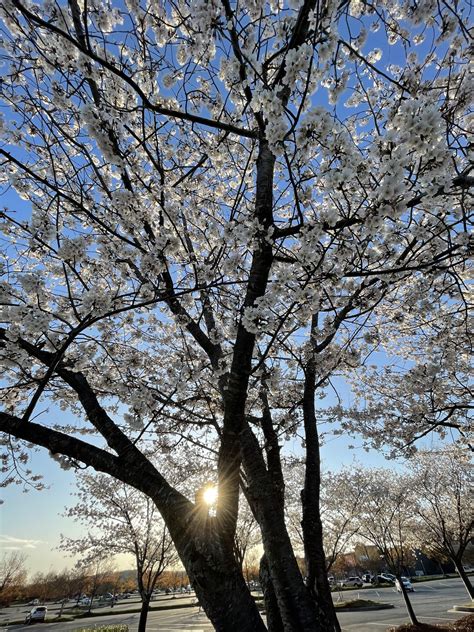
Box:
xmin=1 ymin=423 xmax=401 ymax=576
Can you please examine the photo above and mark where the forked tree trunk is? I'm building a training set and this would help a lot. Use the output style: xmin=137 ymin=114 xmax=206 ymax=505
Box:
xmin=396 ymin=574 xmax=418 ymax=625
xmin=452 ymin=557 xmax=474 ymax=600
xmin=187 ymin=550 xmax=266 ymax=631
xmin=259 ymin=506 xmax=322 ymax=631
xmin=241 ymin=426 xmax=325 ymax=631
xmin=162 ymin=511 xmax=266 ymax=632
xmin=301 ymin=493 xmax=341 ymax=632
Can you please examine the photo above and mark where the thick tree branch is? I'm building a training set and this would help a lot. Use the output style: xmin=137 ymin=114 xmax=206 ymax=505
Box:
xmin=217 ymin=140 xmax=275 ymax=544
xmin=0 ymin=411 xmax=122 ymax=481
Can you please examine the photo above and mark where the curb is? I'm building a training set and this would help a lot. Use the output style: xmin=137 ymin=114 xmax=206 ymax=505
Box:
xmin=0 ymin=601 xmax=199 ymax=626
xmin=335 ymin=605 xmax=394 ymax=612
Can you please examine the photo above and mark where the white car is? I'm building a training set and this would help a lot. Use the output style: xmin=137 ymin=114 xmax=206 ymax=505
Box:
xmin=25 ymin=606 xmax=47 ymax=624
xmin=338 ymin=576 xmax=363 ymax=588
xmin=78 ymin=596 xmax=91 ymax=606
xmin=395 ymin=577 xmax=414 ymax=593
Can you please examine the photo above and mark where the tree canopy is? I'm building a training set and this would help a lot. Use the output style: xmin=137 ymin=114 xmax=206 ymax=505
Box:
xmin=0 ymin=1 xmax=471 ymax=630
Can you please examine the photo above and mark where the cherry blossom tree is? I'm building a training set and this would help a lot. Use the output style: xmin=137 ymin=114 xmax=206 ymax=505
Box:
xmin=0 ymin=0 xmax=471 ymax=630
xmin=410 ymin=449 xmax=473 ymax=600
xmin=337 ymin=295 xmax=473 ymax=455
xmin=332 ymin=467 xmax=419 ymax=625
xmin=60 ymin=472 xmax=178 ymax=632
xmin=319 ymin=470 xmax=366 ymax=573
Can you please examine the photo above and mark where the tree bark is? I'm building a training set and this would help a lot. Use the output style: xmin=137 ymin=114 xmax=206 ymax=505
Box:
xmin=162 ymin=511 xmax=267 ymax=632
xmin=301 ymin=489 xmax=341 ymax=632
xmin=259 ymin=506 xmax=320 ymax=631
xmin=137 ymin=593 xmax=151 ymax=632
xmin=396 ymin=574 xmax=418 ymax=625
xmin=241 ymin=425 xmax=322 ymax=632
xmin=452 ymin=557 xmax=474 ymax=600
xmin=260 ymin=554 xmax=284 ymax=632
xmin=300 ymin=317 xmax=341 ymax=632
xmin=187 ymin=552 xmax=266 ymax=631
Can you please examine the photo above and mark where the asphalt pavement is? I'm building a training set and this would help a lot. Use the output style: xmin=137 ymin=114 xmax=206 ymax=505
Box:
xmin=335 ymin=577 xmax=471 ymax=631
xmin=1 ymin=577 xmax=471 ymax=632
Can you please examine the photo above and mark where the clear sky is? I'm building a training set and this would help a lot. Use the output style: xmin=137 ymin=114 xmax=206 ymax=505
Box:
xmin=0 ymin=447 xmax=133 ymax=576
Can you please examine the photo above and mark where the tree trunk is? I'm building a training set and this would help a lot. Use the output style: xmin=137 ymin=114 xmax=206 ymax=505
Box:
xmin=87 ymin=588 xmax=96 ymax=615
xmin=137 ymin=593 xmax=151 ymax=632
xmin=241 ymin=425 xmax=324 ymax=632
xmin=452 ymin=557 xmax=474 ymax=600
xmin=189 ymin=555 xmax=266 ymax=632
xmin=302 ymin=497 xmax=341 ymax=632
xmin=164 ymin=512 xmax=267 ymax=632
xmin=259 ymin=508 xmax=321 ymax=632
xmin=260 ymin=554 xmax=284 ymax=632
xmin=300 ymin=318 xmax=342 ymax=632
xmin=396 ymin=574 xmax=418 ymax=625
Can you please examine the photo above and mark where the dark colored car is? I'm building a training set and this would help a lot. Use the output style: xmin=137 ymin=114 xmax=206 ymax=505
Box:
xmin=371 ymin=574 xmax=395 ymax=584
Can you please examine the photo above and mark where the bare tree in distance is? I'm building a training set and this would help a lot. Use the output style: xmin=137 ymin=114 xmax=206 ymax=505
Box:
xmin=0 ymin=552 xmax=27 ymax=606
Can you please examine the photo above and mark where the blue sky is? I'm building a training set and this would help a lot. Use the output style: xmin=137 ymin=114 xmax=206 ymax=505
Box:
xmin=0 ymin=452 xmax=132 ymax=574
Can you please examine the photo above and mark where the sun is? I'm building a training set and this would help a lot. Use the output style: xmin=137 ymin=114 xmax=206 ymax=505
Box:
xmin=202 ymin=485 xmax=218 ymax=506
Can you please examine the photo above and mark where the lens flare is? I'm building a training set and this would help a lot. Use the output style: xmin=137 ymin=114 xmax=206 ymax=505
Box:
xmin=202 ymin=485 xmax=218 ymax=506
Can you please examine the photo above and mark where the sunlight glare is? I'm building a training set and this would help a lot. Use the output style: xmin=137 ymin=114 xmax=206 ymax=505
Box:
xmin=202 ymin=485 xmax=218 ymax=506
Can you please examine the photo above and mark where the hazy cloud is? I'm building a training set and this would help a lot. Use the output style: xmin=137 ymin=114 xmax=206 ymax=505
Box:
xmin=0 ymin=535 xmax=43 ymax=550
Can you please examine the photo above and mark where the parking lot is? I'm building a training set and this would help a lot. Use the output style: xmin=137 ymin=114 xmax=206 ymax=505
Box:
xmin=0 ymin=577 xmax=471 ymax=631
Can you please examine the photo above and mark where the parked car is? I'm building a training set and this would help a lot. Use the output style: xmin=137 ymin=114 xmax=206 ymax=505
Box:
xmin=25 ymin=606 xmax=47 ymax=624
xmin=338 ymin=576 xmax=363 ymax=588
xmin=395 ymin=577 xmax=414 ymax=592
xmin=361 ymin=573 xmax=372 ymax=583
xmin=371 ymin=574 xmax=395 ymax=585
xmin=380 ymin=573 xmax=396 ymax=582
xmin=78 ymin=596 xmax=91 ymax=606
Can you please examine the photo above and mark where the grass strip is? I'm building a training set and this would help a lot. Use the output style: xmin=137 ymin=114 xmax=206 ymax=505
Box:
xmin=335 ymin=598 xmax=393 ymax=611
xmin=72 ymin=626 xmax=129 ymax=632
